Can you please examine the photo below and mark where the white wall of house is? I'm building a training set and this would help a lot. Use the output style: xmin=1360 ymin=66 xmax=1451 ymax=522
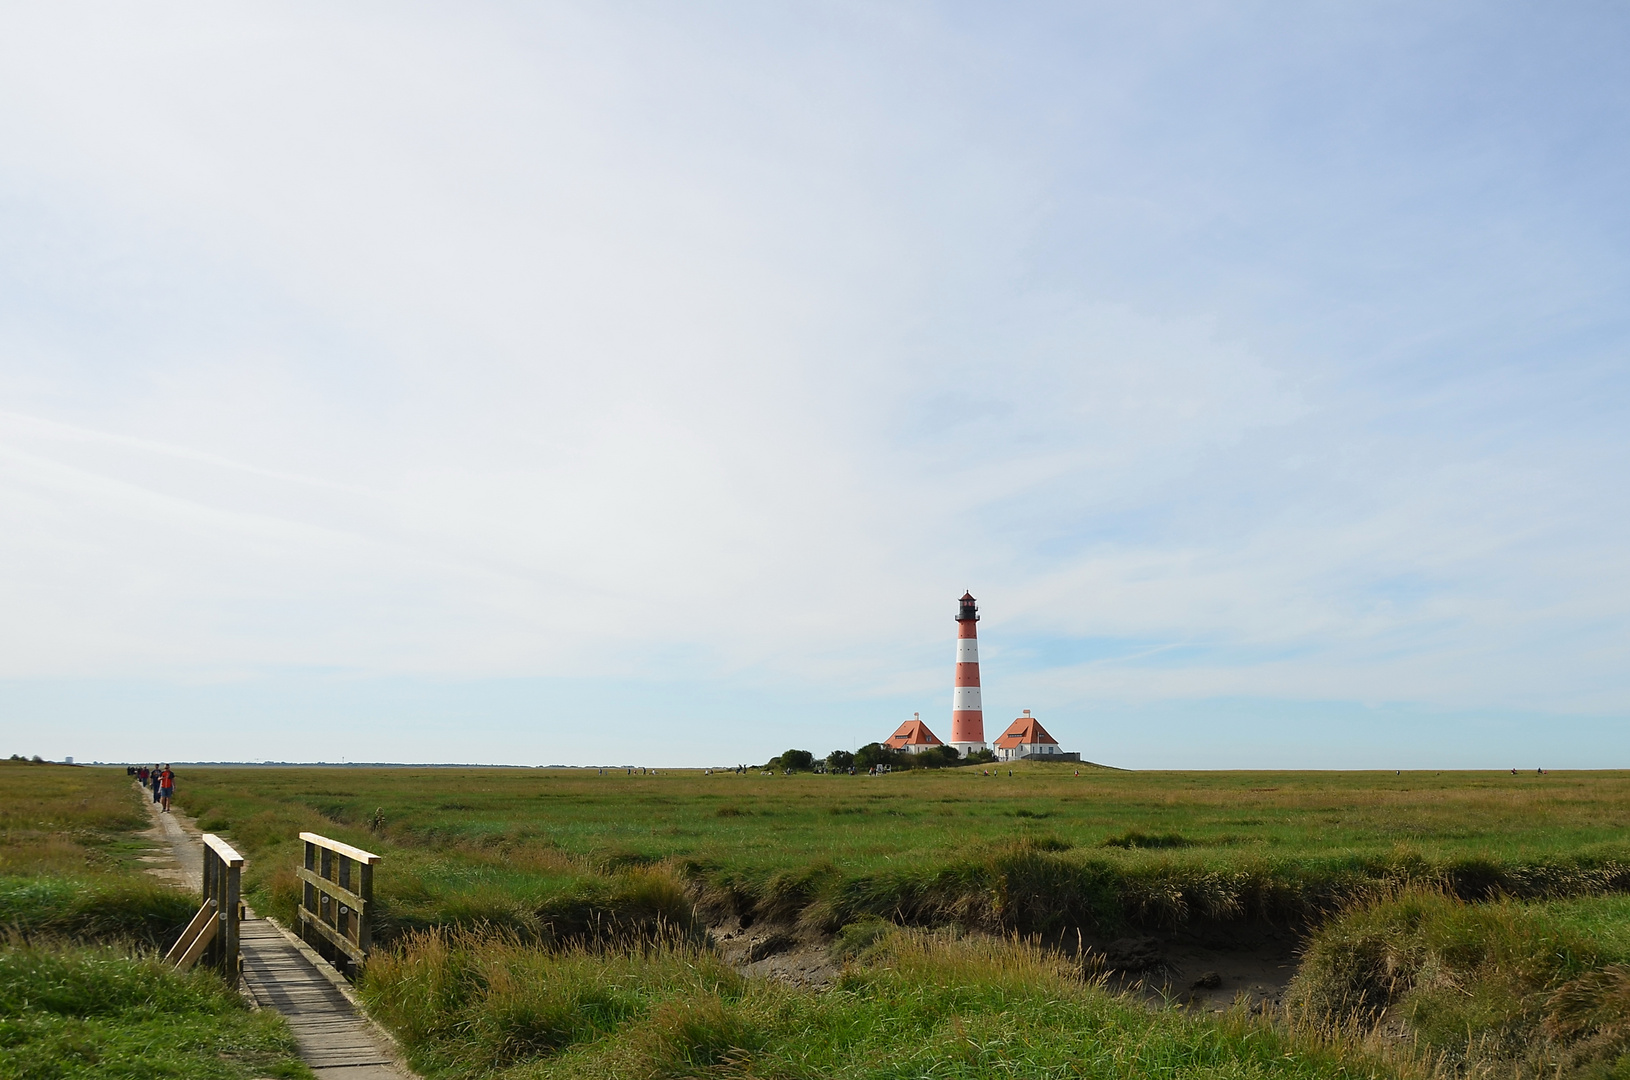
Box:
xmin=996 ymin=742 xmax=1061 ymax=762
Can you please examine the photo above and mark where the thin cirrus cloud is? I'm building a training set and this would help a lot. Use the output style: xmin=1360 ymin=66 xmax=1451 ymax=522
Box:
xmin=0 ymin=3 xmax=1626 ymax=765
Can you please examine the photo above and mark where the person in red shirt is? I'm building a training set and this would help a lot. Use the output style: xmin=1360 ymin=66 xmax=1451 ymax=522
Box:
xmin=159 ymin=765 xmax=175 ymax=813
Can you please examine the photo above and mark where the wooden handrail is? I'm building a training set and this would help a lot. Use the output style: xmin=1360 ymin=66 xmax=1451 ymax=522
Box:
xmin=298 ymin=832 xmax=380 ymax=975
xmin=167 ymin=833 xmax=242 ymax=987
xmin=299 ymin=831 xmax=381 ymax=864
xmin=203 ymin=834 xmax=244 ymax=867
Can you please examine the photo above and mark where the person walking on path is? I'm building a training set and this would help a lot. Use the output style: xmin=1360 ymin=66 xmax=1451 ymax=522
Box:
xmin=159 ymin=764 xmax=175 ymax=813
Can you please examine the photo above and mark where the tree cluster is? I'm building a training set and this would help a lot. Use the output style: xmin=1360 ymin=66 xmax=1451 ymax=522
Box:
xmin=762 ymin=742 xmax=994 ymax=774
xmin=762 ymin=749 xmax=815 ymax=772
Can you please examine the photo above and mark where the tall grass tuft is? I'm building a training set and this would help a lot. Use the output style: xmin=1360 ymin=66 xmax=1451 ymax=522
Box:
xmin=0 ymin=873 xmax=196 ymax=946
xmin=367 ymin=925 xmax=1412 ymax=1080
xmin=358 ymin=927 xmax=741 ymax=1074
xmin=1289 ymin=888 xmax=1630 ymax=1075
xmin=623 ymin=994 xmax=766 ymax=1076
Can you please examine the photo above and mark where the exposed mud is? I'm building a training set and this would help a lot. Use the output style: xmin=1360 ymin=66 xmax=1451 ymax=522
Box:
xmin=709 ymin=914 xmax=1303 ymax=1010
xmin=1080 ymin=921 xmax=1302 ymax=1011
xmin=710 ymin=917 xmax=841 ymax=989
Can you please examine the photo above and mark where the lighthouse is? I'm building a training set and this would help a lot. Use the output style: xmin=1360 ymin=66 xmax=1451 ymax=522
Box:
xmin=950 ymin=592 xmax=987 ymax=756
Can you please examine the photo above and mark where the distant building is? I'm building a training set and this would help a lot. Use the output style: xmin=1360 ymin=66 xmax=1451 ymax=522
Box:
xmin=994 ymin=710 xmax=1078 ymax=762
xmin=885 ymin=713 xmax=945 ymax=754
xmin=949 ymin=592 xmax=987 ymax=756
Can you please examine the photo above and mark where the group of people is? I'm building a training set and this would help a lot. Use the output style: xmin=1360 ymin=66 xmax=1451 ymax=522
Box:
xmin=129 ymin=764 xmax=175 ymax=812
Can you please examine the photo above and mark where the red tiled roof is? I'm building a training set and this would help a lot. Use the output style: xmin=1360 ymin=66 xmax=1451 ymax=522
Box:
xmin=994 ymin=715 xmax=1058 ymax=749
xmin=885 ymin=719 xmax=943 ymax=748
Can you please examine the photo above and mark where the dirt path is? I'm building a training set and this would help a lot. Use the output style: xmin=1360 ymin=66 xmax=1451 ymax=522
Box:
xmin=136 ymin=784 xmax=418 ymax=1080
xmin=135 ymin=787 xmax=200 ymax=891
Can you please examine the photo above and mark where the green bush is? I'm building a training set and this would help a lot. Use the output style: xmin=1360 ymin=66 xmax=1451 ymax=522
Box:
xmin=915 ymin=745 xmax=963 ymax=768
xmin=852 ymin=742 xmax=907 ymax=771
xmin=764 ymin=749 xmax=813 ymax=772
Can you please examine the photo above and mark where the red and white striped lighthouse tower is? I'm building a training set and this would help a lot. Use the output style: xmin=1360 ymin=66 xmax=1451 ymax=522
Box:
xmin=950 ymin=592 xmax=987 ymax=756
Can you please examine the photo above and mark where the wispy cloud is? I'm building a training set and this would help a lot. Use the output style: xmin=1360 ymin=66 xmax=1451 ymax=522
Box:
xmin=0 ymin=3 xmax=1626 ymax=763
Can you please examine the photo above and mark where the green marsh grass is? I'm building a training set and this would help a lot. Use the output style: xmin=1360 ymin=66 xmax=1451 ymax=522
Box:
xmin=365 ymin=925 xmax=1412 ymax=1080
xmin=0 ymin=944 xmax=311 ymax=1080
xmin=176 ymin=766 xmax=1630 ymax=941
xmin=0 ymin=760 xmax=194 ymax=945
xmin=173 ymin=766 xmax=1630 ymax=1077
xmin=0 ymin=874 xmax=195 ymax=947
xmin=0 ymin=762 xmax=310 ymax=1080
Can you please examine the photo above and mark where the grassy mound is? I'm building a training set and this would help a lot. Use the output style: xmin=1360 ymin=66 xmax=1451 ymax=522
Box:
xmin=0 ymin=944 xmax=311 ymax=1080
xmin=0 ymin=874 xmax=196 ymax=947
xmin=1289 ymin=891 xmax=1630 ymax=1076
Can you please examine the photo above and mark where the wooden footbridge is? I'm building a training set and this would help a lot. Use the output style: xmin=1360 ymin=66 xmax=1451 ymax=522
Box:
xmin=147 ymin=795 xmax=411 ymax=1080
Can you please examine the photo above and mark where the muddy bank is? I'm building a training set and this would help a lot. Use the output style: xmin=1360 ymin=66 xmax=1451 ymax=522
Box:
xmin=708 ymin=913 xmax=1305 ymax=1010
xmin=1080 ymin=921 xmax=1301 ymax=1012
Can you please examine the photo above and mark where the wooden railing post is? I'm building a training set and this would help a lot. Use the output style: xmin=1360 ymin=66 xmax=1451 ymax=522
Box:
xmin=357 ymin=858 xmax=374 ymax=957
xmin=296 ymin=832 xmax=381 ymax=978
xmin=169 ymin=834 xmax=243 ymax=986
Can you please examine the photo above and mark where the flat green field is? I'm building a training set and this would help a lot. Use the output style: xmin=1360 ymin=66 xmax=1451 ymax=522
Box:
xmin=43 ymin=763 xmax=1630 ymax=1080
xmin=185 ymin=765 xmax=1630 ymax=866
xmin=178 ymin=765 xmax=1630 ymax=941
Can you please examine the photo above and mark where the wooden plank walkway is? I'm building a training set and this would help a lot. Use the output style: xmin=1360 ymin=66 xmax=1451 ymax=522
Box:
xmin=138 ymin=787 xmax=413 ymax=1080
xmin=240 ymin=919 xmax=404 ymax=1079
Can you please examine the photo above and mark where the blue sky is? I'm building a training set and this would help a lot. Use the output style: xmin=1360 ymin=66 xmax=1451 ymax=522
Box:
xmin=1 ymin=3 xmax=1626 ymax=768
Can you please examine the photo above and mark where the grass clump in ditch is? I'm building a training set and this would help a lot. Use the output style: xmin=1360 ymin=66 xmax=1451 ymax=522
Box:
xmin=0 ymin=942 xmax=311 ymax=1080
xmin=1289 ymin=890 xmax=1630 ymax=1077
xmin=358 ymin=928 xmax=741 ymax=1075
